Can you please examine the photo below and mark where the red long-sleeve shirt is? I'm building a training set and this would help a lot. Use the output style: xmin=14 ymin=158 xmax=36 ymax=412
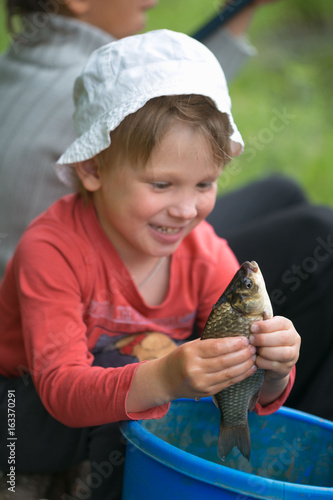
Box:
xmin=0 ymin=194 xmax=294 ymax=427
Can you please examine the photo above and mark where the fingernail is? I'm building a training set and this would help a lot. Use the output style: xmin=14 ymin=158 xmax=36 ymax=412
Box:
xmin=242 ymin=337 xmax=249 ymax=346
xmin=252 ymin=354 xmax=257 ymax=362
xmin=251 ymin=324 xmax=259 ymax=333
xmin=250 ymin=346 xmax=256 ymax=355
xmin=249 ymin=335 xmax=255 ymax=344
xmin=252 ymin=364 xmax=257 ymax=372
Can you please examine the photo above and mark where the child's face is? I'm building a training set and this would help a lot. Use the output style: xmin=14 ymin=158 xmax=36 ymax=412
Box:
xmin=93 ymin=121 xmax=222 ymax=261
xmin=81 ymin=0 xmax=157 ymax=39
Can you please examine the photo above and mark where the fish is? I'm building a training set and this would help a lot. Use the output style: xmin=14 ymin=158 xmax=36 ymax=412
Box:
xmin=201 ymin=260 xmax=273 ymax=461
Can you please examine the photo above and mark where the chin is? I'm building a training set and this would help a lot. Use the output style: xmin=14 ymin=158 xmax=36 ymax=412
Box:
xmin=122 ymin=20 xmax=145 ymax=38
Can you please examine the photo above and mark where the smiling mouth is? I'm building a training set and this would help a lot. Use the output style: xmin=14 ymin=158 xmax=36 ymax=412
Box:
xmin=150 ymin=224 xmax=182 ymax=235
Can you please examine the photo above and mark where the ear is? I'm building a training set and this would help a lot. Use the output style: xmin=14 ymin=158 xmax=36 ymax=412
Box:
xmin=64 ymin=0 xmax=91 ymax=17
xmin=229 ymin=140 xmax=243 ymax=157
xmin=75 ymin=159 xmax=102 ymax=192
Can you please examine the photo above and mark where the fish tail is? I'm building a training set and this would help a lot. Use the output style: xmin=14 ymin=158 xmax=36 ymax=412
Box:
xmin=218 ymin=420 xmax=251 ymax=461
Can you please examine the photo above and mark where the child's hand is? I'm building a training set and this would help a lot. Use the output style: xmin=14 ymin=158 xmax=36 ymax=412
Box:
xmin=250 ymin=316 xmax=300 ymax=379
xmin=249 ymin=315 xmax=301 ymax=405
xmin=127 ymin=336 xmax=257 ymax=413
xmin=158 ymin=336 xmax=257 ymax=402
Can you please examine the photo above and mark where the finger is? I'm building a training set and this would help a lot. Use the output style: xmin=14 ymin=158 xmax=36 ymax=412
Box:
xmin=197 ymin=352 xmax=256 ymax=378
xmin=256 ymin=345 xmax=297 ymax=364
xmin=250 ymin=316 xmax=293 ymax=334
xmin=202 ymin=345 xmax=256 ymax=374
xmin=255 ymin=356 xmax=282 ymax=372
xmin=208 ymin=364 xmax=258 ymax=394
xmin=199 ymin=336 xmax=250 ymax=358
xmin=194 ymin=364 xmax=257 ymax=398
xmin=255 ymin=355 xmax=296 ymax=375
xmin=189 ymin=352 xmax=257 ymax=396
xmin=251 ymin=327 xmax=300 ymax=350
xmin=250 ymin=330 xmax=295 ymax=348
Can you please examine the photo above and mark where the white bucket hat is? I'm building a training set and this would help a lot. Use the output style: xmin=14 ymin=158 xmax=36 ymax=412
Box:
xmin=56 ymin=29 xmax=244 ymax=188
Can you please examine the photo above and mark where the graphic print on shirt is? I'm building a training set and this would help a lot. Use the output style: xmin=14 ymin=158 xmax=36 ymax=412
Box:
xmin=92 ymin=330 xmax=183 ymax=368
xmin=86 ymin=295 xmax=196 ymax=367
xmin=87 ymin=302 xmax=196 ymax=335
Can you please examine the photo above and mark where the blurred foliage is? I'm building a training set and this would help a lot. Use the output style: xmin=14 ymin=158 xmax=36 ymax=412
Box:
xmin=218 ymin=0 xmax=333 ymax=205
xmin=149 ymin=0 xmax=333 ymax=206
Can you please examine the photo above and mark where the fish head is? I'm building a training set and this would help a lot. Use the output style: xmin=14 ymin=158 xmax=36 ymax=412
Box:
xmin=226 ymin=261 xmax=273 ymax=319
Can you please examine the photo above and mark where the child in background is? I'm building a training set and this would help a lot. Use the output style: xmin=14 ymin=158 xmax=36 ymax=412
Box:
xmin=0 ymin=30 xmax=300 ymax=499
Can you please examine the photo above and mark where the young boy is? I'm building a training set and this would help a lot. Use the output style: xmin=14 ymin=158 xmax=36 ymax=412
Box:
xmin=0 ymin=30 xmax=299 ymax=499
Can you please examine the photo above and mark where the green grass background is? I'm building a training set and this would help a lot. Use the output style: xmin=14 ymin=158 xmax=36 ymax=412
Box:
xmin=145 ymin=0 xmax=333 ymax=206
xmin=1 ymin=0 xmax=332 ymax=205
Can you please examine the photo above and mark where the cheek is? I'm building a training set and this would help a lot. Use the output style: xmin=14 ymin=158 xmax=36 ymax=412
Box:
xmin=198 ymin=192 xmax=218 ymax=219
xmin=110 ymin=5 xmax=144 ymax=38
xmin=125 ymin=197 xmax=158 ymax=228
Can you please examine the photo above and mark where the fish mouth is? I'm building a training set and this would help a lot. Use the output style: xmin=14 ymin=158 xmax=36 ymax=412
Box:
xmin=242 ymin=261 xmax=259 ymax=275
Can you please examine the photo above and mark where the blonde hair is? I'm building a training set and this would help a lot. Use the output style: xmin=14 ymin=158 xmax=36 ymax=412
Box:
xmin=79 ymin=94 xmax=232 ymax=201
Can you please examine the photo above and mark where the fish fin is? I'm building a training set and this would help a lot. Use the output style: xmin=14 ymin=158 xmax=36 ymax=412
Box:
xmin=248 ymin=389 xmax=261 ymax=413
xmin=218 ymin=421 xmax=251 ymax=461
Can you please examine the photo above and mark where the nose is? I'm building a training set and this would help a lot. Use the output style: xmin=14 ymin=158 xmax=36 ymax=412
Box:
xmin=168 ymin=197 xmax=198 ymax=221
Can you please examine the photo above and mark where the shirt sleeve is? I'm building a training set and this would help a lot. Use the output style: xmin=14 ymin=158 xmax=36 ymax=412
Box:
xmin=13 ymin=227 xmax=168 ymax=428
xmin=254 ymin=366 xmax=296 ymax=416
xmin=202 ymin=28 xmax=257 ymax=81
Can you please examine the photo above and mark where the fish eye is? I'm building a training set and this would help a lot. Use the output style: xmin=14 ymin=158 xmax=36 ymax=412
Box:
xmin=244 ymin=278 xmax=253 ymax=289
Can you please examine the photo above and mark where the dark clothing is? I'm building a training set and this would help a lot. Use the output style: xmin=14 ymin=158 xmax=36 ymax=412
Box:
xmin=207 ymin=175 xmax=333 ymax=420
xmin=0 ymin=354 xmax=126 ymax=500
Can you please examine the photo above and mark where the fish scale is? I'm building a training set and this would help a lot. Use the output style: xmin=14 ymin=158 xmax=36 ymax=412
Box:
xmin=214 ymin=369 xmax=265 ymax=427
xmin=201 ymin=261 xmax=273 ymax=461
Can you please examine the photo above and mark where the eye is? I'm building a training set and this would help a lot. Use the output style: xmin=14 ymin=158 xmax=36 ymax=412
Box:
xmin=197 ymin=181 xmax=214 ymax=190
xmin=150 ymin=182 xmax=170 ymax=190
xmin=244 ymin=278 xmax=253 ymax=289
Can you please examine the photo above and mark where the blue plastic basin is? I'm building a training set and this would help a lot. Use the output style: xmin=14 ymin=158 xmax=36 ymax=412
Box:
xmin=120 ymin=398 xmax=333 ymax=499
